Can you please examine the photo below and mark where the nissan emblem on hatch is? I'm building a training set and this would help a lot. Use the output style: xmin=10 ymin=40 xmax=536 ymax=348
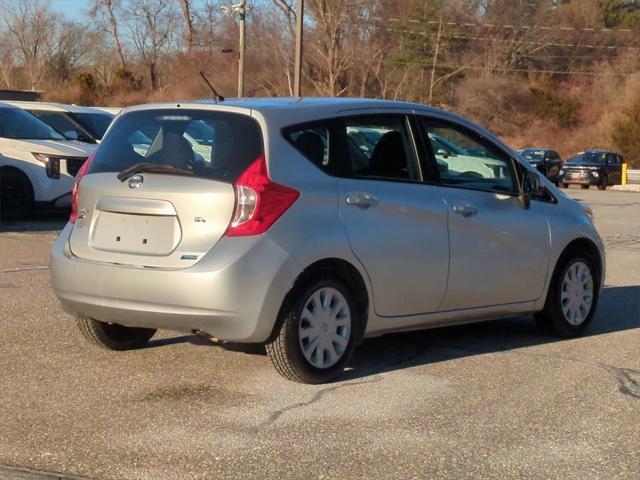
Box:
xmin=128 ymin=175 xmax=144 ymax=188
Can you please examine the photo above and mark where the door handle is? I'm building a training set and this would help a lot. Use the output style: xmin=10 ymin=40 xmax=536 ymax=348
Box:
xmin=346 ymin=192 xmax=378 ymax=208
xmin=452 ymin=202 xmax=478 ymax=217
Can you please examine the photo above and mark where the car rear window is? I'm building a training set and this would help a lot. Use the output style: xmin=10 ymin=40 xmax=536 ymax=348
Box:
xmin=89 ymin=109 xmax=263 ymax=182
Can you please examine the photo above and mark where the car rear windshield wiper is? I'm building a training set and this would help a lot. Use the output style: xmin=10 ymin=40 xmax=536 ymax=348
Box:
xmin=117 ymin=162 xmax=194 ymax=182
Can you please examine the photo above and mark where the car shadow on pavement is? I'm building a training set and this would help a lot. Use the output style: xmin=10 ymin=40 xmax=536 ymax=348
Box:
xmin=142 ymin=285 xmax=638 ymax=380
xmin=0 ymin=211 xmax=68 ymax=233
xmin=343 ymin=284 xmax=639 ymax=381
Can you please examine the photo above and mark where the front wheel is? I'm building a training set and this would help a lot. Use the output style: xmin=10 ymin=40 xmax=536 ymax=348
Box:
xmin=535 ymin=254 xmax=599 ymax=337
xmin=76 ymin=317 xmax=156 ymax=350
xmin=0 ymin=169 xmax=34 ymax=219
xmin=597 ymin=175 xmax=608 ymax=190
xmin=266 ymin=278 xmax=360 ymax=383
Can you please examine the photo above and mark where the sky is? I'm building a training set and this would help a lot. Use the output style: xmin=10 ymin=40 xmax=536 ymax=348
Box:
xmin=50 ymin=0 xmax=91 ymax=22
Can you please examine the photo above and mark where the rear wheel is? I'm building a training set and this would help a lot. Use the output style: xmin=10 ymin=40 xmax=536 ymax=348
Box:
xmin=76 ymin=317 xmax=156 ymax=350
xmin=535 ymin=254 xmax=599 ymax=337
xmin=266 ymin=278 xmax=360 ymax=383
xmin=0 ymin=169 xmax=34 ymax=220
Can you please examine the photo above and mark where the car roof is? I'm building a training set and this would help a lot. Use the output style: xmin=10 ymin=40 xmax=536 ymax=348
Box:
xmin=585 ymin=148 xmax=617 ymax=154
xmin=520 ymin=147 xmax=556 ymax=151
xmin=119 ymin=97 xmax=520 ymax=159
xmin=124 ymin=96 xmax=440 ymax=114
xmin=2 ymin=100 xmax=109 ymax=114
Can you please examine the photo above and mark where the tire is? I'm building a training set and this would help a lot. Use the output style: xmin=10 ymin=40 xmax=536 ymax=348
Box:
xmin=535 ymin=254 xmax=599 ymax=338
xmin=0 ymin=168 xmax=34 ymax=220
xmin=266 ymin=277 xmax=361 ymax=384
xmin=76 ymin=316 xmax=156 ymax=350
xmin=597 ymin=175 xmax=608 ymax=191
xmin=580 ymin=184 xmax=590 ymax=190
xmin=561 ymin=183 xmax=569 ymax=189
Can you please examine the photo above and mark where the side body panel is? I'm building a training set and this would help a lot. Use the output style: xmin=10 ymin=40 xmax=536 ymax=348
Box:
xmin=439 ymin=189 xmax=551 ymax=310
xmin=337 ymin=178 xmax=449 ymax=316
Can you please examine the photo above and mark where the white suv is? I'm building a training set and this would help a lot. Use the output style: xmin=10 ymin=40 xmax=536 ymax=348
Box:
xmin=0 ymin=102 xmax=97 ymax=218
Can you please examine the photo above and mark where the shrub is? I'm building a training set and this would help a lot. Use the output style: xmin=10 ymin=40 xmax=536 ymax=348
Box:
xmin=530 ymin=88 xmax=581 ymax=126
xmin=611 ymin=98 xmax=640 ymax=168
xmin=76 ymin=73 xmax=99 ymax=105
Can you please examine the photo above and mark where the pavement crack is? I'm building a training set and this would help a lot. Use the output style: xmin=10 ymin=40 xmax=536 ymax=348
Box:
xmin=429 ymin=343 xmax=640 ymax=400
xmin=0 ymin=463 xmax=98 ymax=480
xmin=596 ymin=364 xmax=640 ymax=399
xmin=0 ymin=266 xmax=50 ymax=274
xmin=248 ymin=376 xmax=383 ymax=435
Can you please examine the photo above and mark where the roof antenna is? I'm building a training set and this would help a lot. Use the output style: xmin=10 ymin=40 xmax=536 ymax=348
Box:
xmin=199 ymin=71 xmax=225 ymax=102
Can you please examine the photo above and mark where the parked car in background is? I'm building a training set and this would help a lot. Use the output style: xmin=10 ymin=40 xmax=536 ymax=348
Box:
xmin=517 ymin=148 xmax=563 ymax=185
xmin=3 ymin=101 xmax=115 ymax=144
xmin=558 ymin=149 xmax=623 ymax=190
xmin=0 ymin=102 xmax=96 ymax=219
xmin=51 ymin=98 xmax=604 ymax=384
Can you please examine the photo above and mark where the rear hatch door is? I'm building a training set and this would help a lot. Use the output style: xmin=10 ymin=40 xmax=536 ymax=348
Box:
xmin=69 ymin=106 xmax=263 ymax=268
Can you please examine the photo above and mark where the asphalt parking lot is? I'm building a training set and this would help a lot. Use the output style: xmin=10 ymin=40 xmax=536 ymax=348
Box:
xmin=0 ymin=188 xmax=638 ymax=480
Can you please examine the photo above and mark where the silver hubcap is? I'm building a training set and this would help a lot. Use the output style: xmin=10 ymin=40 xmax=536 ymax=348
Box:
xmin=298 ymin=287 xmax=351 ymax=369
xmin=561 ymin=261 xmax=594 ymax=326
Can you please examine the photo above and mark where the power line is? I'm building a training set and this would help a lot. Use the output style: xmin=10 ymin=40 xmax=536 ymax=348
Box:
xmin=358 ymin=24 xmax=640 ymax=50
xmin=328 ymin=13 xmax=639 ymax=35
xmin=378 ymin=59 xmax=638 ymax=77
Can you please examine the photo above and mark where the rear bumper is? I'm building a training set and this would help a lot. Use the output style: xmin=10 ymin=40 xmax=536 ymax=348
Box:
xmin=50 ymin=224 xmax=301 ymax=343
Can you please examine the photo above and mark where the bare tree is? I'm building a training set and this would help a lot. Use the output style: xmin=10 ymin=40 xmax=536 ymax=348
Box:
xmin=0 ymin=30 xmax=17 ymax=89
xmin=125 ymin=0 xmax=178 ymax=89
xmin=90 ymin=0 xmax=128 ymax=71
xmin=305 ymin=0 xmax=359 ymax=96
xmin=47 ymin=22 xmax=95 ymax=85
xmin=270 ymin=0 xmax=296 ymax=34
xmin=0 ymin=0 xmax=57 ymax=90
xmin=178 ymin=0 xmax=196 ymax=53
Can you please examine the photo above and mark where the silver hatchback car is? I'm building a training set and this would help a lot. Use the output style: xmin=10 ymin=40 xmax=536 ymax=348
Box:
xmin=51 ymin=98 xmax=604 ymax=383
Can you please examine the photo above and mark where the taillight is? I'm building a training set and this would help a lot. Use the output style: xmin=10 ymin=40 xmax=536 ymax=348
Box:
xmin=225 ymin=155 xmax=299 ymax=237
xmin=69 ymin=153 xmax=95 ymax=224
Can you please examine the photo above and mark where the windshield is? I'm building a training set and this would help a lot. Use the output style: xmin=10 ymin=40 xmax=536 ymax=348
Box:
xmin=89 ymin=109 xmax=263 ymax=182
xmin=568 ymin=152 xmax=606 ymax=163
xmin=71 ymin=112 xmax=114 ymax=139
xmin=28 ymin=110 xmax=94 ymax=143
xmin=520 ymin=149 xmax=545 ymax=160
xmin=0 ymin=107 xmax=66 ymax=140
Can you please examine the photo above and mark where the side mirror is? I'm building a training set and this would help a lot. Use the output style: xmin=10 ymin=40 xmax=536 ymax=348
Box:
xmin=436 ymin=148 xmax=451 ymax=158
xmin=519 ymin=170 xmax=542 ymax=209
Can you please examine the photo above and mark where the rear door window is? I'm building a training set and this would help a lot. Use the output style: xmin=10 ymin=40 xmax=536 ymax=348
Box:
xmin=342 ymin=115 xmax=421 ymax=182
xmin=89 ymin=109 xmax=263 ymax=182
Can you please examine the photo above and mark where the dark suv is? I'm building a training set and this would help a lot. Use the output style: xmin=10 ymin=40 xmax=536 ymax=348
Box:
xmin=517 ymin=148 xmax=562 ymax=185
xmin=558 ymin=150 xmax=623 ymax=190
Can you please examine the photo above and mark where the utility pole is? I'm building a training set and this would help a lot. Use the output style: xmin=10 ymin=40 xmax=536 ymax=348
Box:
xmin=237 ymin=0 xmax=246 ymax=97
xmin=293 ymin=0 xmax=304 ymax=97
